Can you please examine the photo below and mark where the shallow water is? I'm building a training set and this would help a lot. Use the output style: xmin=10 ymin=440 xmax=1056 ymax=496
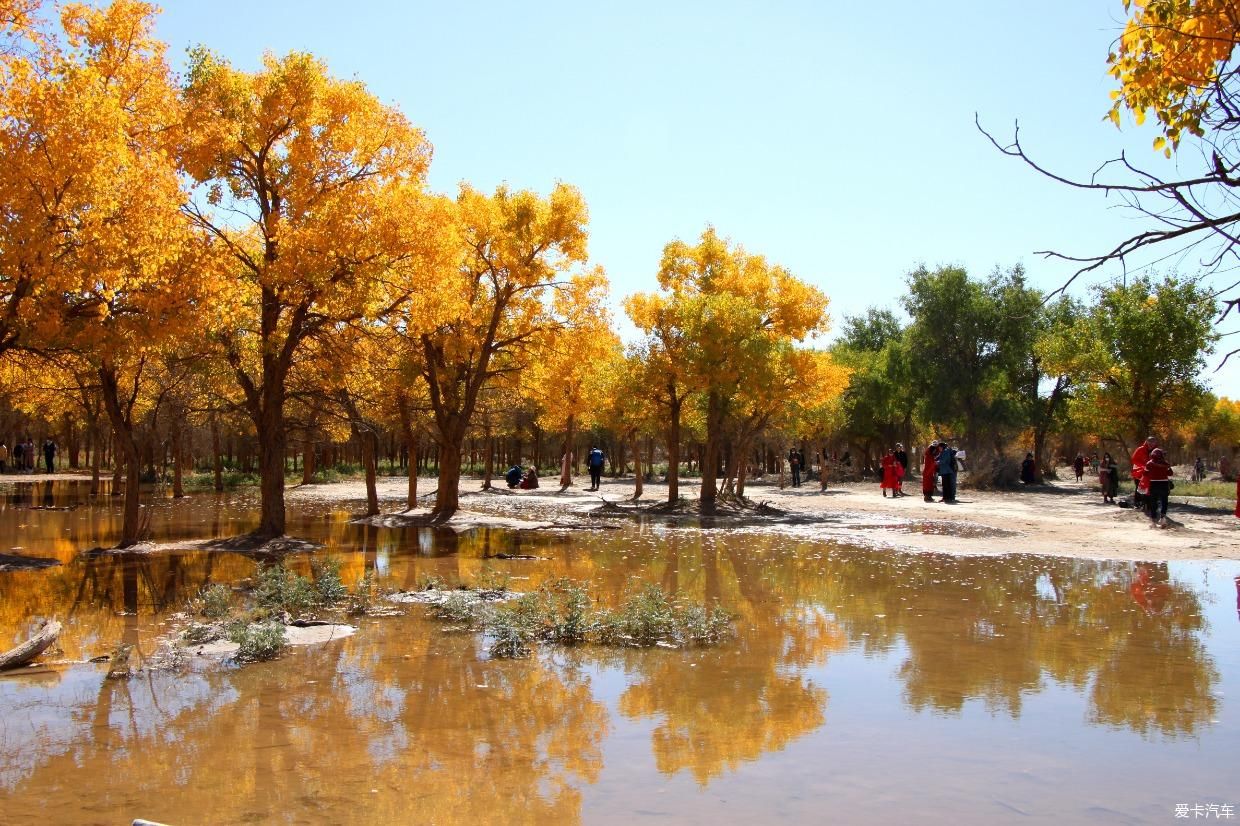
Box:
xmin=1 ymin=481 xmax=1237 ymax=824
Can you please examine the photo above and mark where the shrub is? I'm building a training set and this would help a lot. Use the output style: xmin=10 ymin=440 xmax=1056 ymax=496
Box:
xmin=193 ymin=583 xmax=232 ymax=619
xmin=473 ymin=565 xmax=509 ymax=593
xmin=181 ymin=622 xmax=218 ymax=644
xmin=312 ymin=556 xmax=348 ymax=604
xmin=596 ymin=584 xmax=732 ymax=648
xmin=348 ymin=572 xmax=376 ymax=616
xmin=228 ymin=621 xmax=287 ymax=662
xmin=255 ymin=563 xmax=320 ymax=618
xmin=432 ymin=591 xmax=481 ymax=624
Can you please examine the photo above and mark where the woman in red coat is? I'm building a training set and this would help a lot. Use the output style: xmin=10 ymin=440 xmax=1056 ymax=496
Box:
xmin=921 ymin=442 xmax=939 ymax=502
xmin=880 ymin=449 xmax=901 ymax=498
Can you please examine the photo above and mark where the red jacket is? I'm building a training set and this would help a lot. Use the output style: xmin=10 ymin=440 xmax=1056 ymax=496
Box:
xmin=1143 ymin=458 xmax=1173 ymax=483
xmin=1131 ymin=443 xmax=1152 ymax=480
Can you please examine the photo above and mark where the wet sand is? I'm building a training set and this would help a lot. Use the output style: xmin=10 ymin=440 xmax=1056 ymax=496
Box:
xmin=288 ymin=473 xmax=1240 ymax=562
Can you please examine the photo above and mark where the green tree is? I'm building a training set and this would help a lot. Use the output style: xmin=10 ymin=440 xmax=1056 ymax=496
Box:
xmin=1087 ymin=275 xmax=1217 ymax=446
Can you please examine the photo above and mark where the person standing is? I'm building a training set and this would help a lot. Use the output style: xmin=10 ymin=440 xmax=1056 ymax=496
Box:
xmin=894 ymin=443 xmax=909 ymax=496
xmin=937 ymin=442 xmax=958 ymax=504
xmin=1100 ymin=452 xmax=1120 ymax=503
xmin=12 ymin=441 xmax=23 ymax=474
xmin=1143 ymin=447 xmax=1173 ymax=527
xmin=24 ymin=438 xmax=34 ymax=473
xmin=880 ymin=449 xmax=899 ymax=498
xmin=586 ymin=446 xmax=605 ymax=492
xmin=922 ymin=442 xmax=940 ymax=502
xmin=1073 ymin=453 xmax=1086 ymax=482
xmin=42 ymin=438 xmax=56 ymax=474
xmin=1130 ymin=435 xmax=1157 ymax=507
xmin=1020 ymin=452 xmax=1037 ymax=484
xmin=788 ymin=448 xmax=801 ymax=488
xmin=0 ymin=441 xmax=7 ymax=474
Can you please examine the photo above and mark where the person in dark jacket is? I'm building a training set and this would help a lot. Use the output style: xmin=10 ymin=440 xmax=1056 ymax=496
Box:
xmin=587 ymin=446 xmax=605 ymax=491
xmin=1144 ymin=447 xmax=1174 ymax=527
xmin=505 ymin=464 xmax=523 ymax=488
xmin=1020 ymin=453 xmax=1037 ymax=485
xmin=936 ymin=443 xmax=958 ymax=504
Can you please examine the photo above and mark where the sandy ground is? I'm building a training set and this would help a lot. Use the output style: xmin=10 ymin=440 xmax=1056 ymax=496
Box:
xmin=286 ymin=473 xmax=1240 ymax=563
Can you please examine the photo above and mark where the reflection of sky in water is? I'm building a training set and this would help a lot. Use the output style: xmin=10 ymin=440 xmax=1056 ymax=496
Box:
xmin=0 ymin=482 xmax=1238 ymax=823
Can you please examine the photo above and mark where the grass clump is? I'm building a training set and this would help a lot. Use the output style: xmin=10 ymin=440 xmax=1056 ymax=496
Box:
xmin=255 ymin=562 xmax=321 ymax=619
xmin=432 ymin=590 xmax=482 ymax=624
xmin=595 ymin=584 xmax=732 ymax=648
xmin=181 ymin=622 xmax=219 ymax=645
xmin=348 ymin=572 xmax=376 ymax=616
xmin=227 ymin=620 xmax=287 ymax=662
xmin=472 ymin=565 xmax=509 ymax=593
xmin=311 ymin=556 xmax=348 ymax=604
xmin=191 ymin=583 xmax=232 ymax=619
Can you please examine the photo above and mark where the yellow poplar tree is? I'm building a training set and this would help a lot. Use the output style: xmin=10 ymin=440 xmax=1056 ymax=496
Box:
xmin=180 ymin=49 xmax=445 ymax=539
xmin=416 ymin=183 xmax=599 ymax=517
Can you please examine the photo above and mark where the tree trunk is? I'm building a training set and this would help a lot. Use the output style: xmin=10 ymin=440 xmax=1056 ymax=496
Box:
xmin=559 ymin=415 xmax=576 ymax=489
xmin=700 ymin=390 xmax=724 ymax=511
xmin=254 ymin=395 xmax=287 ymax=539
xmin=0 ymin=620 xmax=61 ymax=671
xmin=171 ymin=417 xmax=185 ymax=499
xmin=210 ymin=417 xmax=224 ymax=492
xmin=631 ymin=429 xmax=643 ymax=499
xmin=434 ymin=434 xmax=463 ymax=517
xmin=666 ymin=399 xmax=682 ymax=504
xmin=482 ymin=428 xmax=494 ymax=490
xmin=98 ymin=363 xmax=143 ymax=547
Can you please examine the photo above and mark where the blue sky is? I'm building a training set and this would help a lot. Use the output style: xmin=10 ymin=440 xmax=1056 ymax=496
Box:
xmin=153 ymin=1 xmax=1239 ymax=397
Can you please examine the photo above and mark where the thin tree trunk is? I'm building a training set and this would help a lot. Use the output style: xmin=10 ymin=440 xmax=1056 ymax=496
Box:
xmin=631 ymin=429 xmax=643 ymax=499
xmin=559 ymin=414 xmax=575 ymax=489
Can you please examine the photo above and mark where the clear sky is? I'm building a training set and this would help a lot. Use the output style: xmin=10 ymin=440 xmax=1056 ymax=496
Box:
xmin=153 ymin=0 xmax=1239 ymax=397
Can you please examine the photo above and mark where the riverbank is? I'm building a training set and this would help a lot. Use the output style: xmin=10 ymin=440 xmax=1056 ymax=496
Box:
xmin=282 ymin=473 xmax=1240 ymax=563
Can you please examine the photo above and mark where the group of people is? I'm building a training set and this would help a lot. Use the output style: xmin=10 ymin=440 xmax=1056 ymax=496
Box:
xmin=0 ymin=439 xmax=55 ymax=474
xmin=504 ymin=463 xmax=540 ymax=489
xmin=1129 ymin=435 xmax=1175 ymax=528
xmin=503 ymin=445 xmax=607 ymax=492
xmin=874 ymin=441 xmax=959 ymax=504
xmin=879 ymin=444 xmax=909 ymax=497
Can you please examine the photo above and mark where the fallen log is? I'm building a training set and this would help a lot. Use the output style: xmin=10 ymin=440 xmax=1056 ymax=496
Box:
xmin=0 ymin=620 xmax=62 ymax=671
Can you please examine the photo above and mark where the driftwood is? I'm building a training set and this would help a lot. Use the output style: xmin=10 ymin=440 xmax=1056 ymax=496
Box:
xmin=0 ymin=620 xmax=62 ymax=671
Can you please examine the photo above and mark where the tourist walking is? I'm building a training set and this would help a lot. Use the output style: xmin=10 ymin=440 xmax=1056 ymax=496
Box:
xmin=1100 ymin=452 xmax=1120 ymax=503
xmin=788 ymin=448 xmax=802 ymax=487
xmin=12 ymin=441 xmax=23 ymax=473
xmin=1193 ymin=456 xmax=1206 ymax=482
xmin=922 ymin=442 xmax=940 ymax=502
xmin=23 ymin=438 xmax=34 ymax=472
xmin=586 ymin=446 xmax=604 ymax=491
xmin=42 ymin=438 xmax=55 ymax=474
xmin=937 ymin=442 xmax=958 ymax=504
xmin=1073 ymin=453 xmax=1086 ymax=482
xmin=1143 ymin=447 xmax=1173 ymax=527
xmin=0 ymin=441 xmax=7 ymax=474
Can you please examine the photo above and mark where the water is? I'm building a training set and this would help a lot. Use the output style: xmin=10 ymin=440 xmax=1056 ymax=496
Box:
xmin=1 ymin=481 xmax=1237 ymax=824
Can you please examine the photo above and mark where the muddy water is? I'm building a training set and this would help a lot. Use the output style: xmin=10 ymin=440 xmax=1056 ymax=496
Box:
xmin=1 ymin=482 xmax=1238 ymax=825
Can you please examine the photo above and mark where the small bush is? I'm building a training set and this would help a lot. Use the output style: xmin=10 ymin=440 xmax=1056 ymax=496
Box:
xmin=228 ymin=621 xmax=287 ymax=662
xmin=596 ymin=584 xmax=732 ymax=648
xmin=348 ymin=572 xmax=376 ymax=616
xmin=487 ymin=610 xmax=534 ymax=658
xmin=432 ymin=591 xmax=481 ymax=624
xmin=255 ymin=562 xmax=320 ymax=618
xmin=192 ymin=584 xmax=232 ymax=619
xmin=312 ymin=556 xmax=348 ymax=604
xmin=473 ymin=566 xmax=509 ymax=593
xmin=181 ymin=622 xmax=219 ymax=644
xmin=417 ymin=573 xmax=446 ymax=591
